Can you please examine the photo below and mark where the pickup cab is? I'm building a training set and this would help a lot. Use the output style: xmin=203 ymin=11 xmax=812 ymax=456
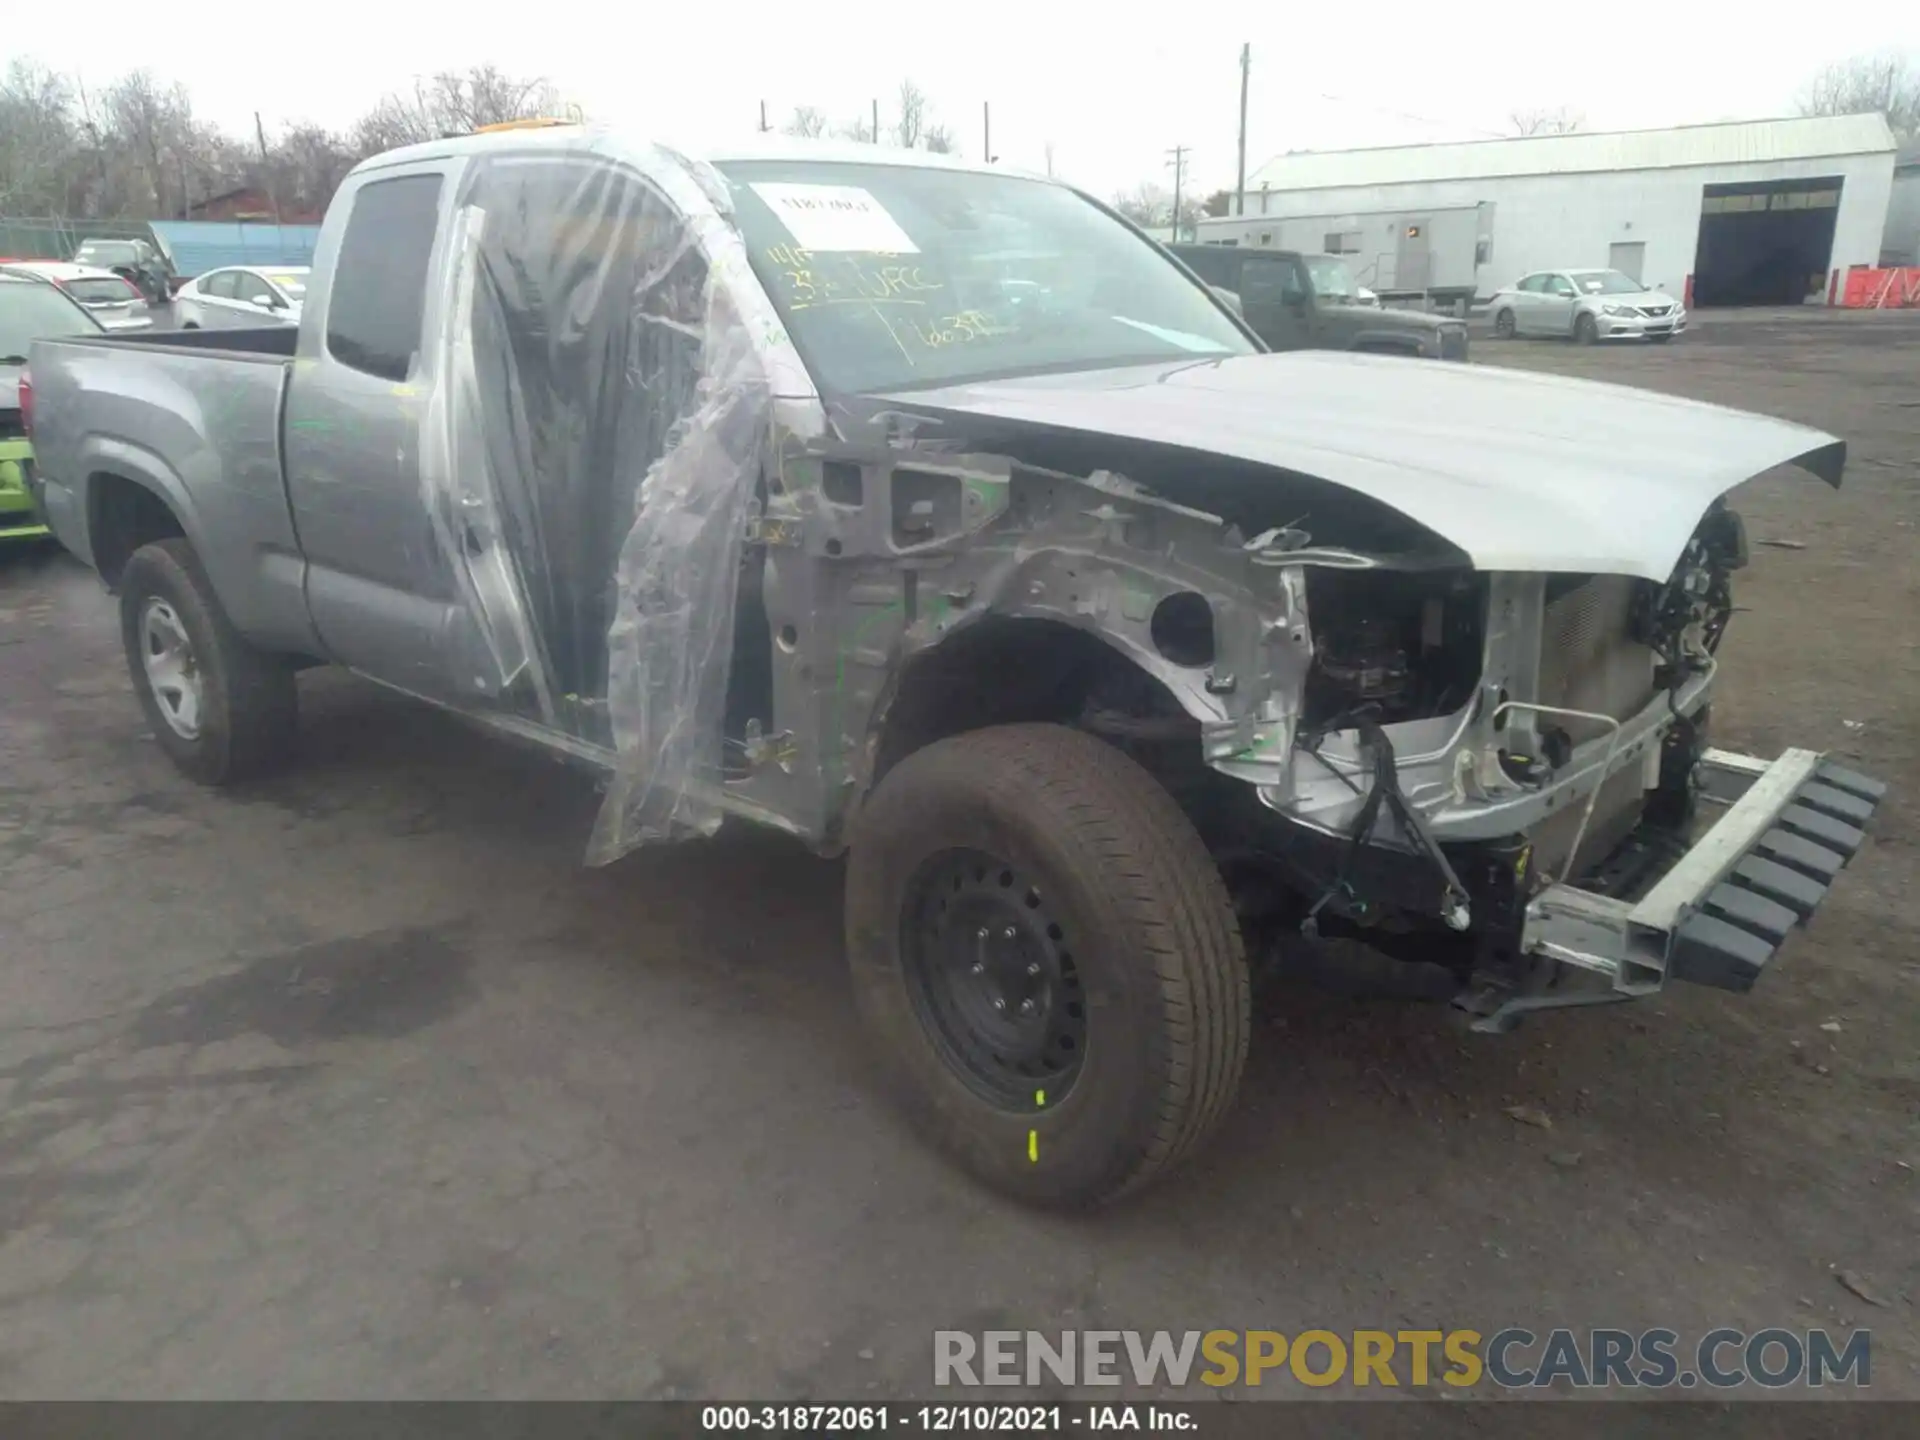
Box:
xmin=1168 ymin=243 xmax=1469 ymax=359
xmin=26 ymin=129 xmax=1883 ymax=1208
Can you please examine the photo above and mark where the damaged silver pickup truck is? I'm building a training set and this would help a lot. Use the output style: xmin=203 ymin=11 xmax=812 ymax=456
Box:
xmin=26 ymin=129 xmax=1884 ymax=1207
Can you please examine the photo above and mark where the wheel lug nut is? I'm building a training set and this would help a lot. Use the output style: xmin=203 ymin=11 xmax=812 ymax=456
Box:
xmin=992 ymin=997 xmax=1007 ymax=1012
xmin=970 ymin=962 xmax=985 ymax=975
xmin=1002 ymin=927 xmax=1016 ymax=940
xmin=976 ymin=927 xmax=989 ymax=940
xmin=1018 ymin=999 xmax=1035 ymax=1015
xmin=1026 ymin=962 xmax=1041 ymax=977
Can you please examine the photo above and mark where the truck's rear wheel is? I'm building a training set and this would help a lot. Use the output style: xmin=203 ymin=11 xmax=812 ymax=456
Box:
xmin=119 ymin=538 xmax=298 ymax=785
xmin=846 ymin=723 xmax=1250 ymax=1208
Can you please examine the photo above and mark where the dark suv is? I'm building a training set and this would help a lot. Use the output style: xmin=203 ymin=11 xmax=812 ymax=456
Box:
xmin=1171 ymin=244 xmax=1468 ymax=361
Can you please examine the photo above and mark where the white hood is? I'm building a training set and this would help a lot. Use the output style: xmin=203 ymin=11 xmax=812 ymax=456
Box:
xmin=877 ymin=351 xmax=1844 ymax=582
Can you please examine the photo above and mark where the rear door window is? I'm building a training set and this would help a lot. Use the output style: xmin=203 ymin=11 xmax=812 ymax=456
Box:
xmin=327 ymin=174 xmax=444 ymax=381
xmin=1241 ymin=255 xmax=1304 ymax=304
xmin=1176 ymin=247 xmax=1234 ymax=287
xmin=202 ymin=271 xmax=238 ymax=299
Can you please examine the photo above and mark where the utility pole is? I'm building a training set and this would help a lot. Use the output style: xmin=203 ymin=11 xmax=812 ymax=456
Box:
xmin=1236 ymin=44 xmax=1250 ymax=216
xmin=759 ymin=100 xmax=770 ymax=133
xmin=872 ymin=98 xmax=880 ymax=144
xmin=1166 ymin=145 xmax=1189 ymax=241
xmin=983 ymin=101 xmax=992 ymax=162
xmin=255 ymin=111 xmax=281 ymax=224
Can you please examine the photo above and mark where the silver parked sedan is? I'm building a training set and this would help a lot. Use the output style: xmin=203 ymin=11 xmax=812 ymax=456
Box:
xmin=1489 ymin=268 xmax=1687 ymax=344
xmin=174 ymin=265 xmax=308 ymax=329
xmin=0 ymin=261 xmax=153 ymax=331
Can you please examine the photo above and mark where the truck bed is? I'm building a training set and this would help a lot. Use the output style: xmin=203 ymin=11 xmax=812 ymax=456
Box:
xmin=27 ymin=325 xmax=314 ymax=652
xmin=60 ymin=325 xmax=300 ymax=359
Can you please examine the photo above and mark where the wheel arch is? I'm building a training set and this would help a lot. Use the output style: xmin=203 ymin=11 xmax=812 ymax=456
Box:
xmin=861 ymin=615 xmax=1199 ymax=802
xmin=85 ymin=458 xmax=194 ymax=589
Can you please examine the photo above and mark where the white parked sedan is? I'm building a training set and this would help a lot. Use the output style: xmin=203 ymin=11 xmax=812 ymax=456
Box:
xmin=174 ymin=265 xmax=308 ymax=329
xmin=0 ymin=261 xmax=153 ymax=331
xmin=1489 ymin=268 xmax=1686 ymax=344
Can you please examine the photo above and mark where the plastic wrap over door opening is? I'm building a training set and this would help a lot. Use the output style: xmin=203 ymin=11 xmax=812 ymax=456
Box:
xmin=421 ymin=142 xmax=775 ymax=865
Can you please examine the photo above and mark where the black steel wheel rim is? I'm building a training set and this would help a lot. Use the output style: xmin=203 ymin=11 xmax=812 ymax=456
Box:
xmin=900 ymin=848 xmax=1088 ymax=1110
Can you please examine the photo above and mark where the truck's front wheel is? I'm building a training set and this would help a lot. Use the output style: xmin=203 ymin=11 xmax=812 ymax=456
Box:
xmin=119 ymin=538 xmax=298 ymax=785
xmin=846 ymin=723 xmax=1250 ymax=1208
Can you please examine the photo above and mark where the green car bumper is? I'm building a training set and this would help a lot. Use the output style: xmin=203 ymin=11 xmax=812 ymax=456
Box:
xmin=0 ymin=437 xmax=48 ymax=541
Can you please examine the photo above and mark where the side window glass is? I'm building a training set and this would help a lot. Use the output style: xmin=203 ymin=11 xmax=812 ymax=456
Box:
xmin=237 ymin=271 xmax=275 ymax=305
xmin=327 ymin=174 xmax=443 ymax=381
xmin=1548 ymin=275 xmax=1576 ymax=297
xmin=204 ymin=271 xmax=238 ymax=299
xmin=1240 ymin=257 xmax=1295 ymax=304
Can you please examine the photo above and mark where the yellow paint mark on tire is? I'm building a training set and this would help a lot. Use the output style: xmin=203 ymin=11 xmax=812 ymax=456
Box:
xmin=1028 ymin=1129 xmax=1038 ymax=1163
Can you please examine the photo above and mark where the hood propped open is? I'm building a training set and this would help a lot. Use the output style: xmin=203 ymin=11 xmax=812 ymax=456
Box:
xmin=873 ymin=351 xmax=1845 ymax=583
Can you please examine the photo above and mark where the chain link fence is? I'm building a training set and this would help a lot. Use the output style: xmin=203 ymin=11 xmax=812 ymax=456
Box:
xmin=0 ymin=217 xmax=160 ymax=264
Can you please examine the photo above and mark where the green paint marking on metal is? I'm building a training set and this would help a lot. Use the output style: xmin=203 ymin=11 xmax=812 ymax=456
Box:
xmin=962 ymin=474 xmax=1004 ymax=514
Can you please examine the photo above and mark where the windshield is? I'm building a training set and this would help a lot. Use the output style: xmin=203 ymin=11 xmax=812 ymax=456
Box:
xmin=716 ymin=161 xmax=1253 ymax=393
xmin=75 ymin=241 xmax=139 ymax=267
xmin=1303 ymin=255 xmax=1361 ymax=301
xmin=266 ymin=272 xmax=308 ymax=300
xmin=1573 ymin=270 xmax=1646 ymax=295
xmin=0 ymin=279 xmax=102 ymax=360
xmin=65 ymin=276 xmax=138 ymax=305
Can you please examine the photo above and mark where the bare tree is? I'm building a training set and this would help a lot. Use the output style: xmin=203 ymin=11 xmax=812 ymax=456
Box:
xmin=350 ymin=66 xmax=560 ymax=155
xmin=1112 ymin=182 xmax=1171 ymax=228
xmin=836 ymin=112 xmax=877 ymax=143
xmin=266 ymin=124 xmax=356 ymax=213
xmin=0 ymin=55 xmax=556 ymax=226
xmin=1509 ymin=107 xmax=1585 ymax=136
xmin=783 ymin=105 xmax=828 ymax=139
xmin=0 ymin=59 xmax=80 ymax=213
xmin=1112 ymin=181 xmax=1203 ymax=233
xmin=803 ymin=81 xmax=951 ymax=149
xmin=893 ymin=80 xmax=930 ymax=149
xmin=1799 ymin=52 xmax=1920 ymax=139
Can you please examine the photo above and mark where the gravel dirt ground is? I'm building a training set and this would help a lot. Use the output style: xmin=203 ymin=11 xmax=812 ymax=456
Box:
xmin=0 ymin=309 xmax=1915 ymax=1401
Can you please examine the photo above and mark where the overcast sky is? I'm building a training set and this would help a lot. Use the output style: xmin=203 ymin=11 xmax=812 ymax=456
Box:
xmin=17 ymin=2 xmax=1920 ymax=198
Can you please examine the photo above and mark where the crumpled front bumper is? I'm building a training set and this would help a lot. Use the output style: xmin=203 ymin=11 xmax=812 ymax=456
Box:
xmin=1491 ymin=748 xmax=1884 ymax=1030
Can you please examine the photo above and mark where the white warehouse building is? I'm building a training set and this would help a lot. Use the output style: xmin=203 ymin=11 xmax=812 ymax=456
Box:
xmin=1199 ymin=115 xmax=1899 ymax=309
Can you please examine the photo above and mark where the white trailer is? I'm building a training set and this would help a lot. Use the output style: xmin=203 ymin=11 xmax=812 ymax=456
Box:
xmin=1194 ymin=202 xmax=1495 ymax=311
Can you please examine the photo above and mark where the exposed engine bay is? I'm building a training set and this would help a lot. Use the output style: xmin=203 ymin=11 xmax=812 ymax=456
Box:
xmin=1303 ymin=569 xmax=1487 ymax=728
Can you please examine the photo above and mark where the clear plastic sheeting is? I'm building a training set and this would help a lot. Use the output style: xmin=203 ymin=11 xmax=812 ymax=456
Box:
xmin=418 ymin=135 xmax=782 ymax=865
xmin=591 ymin=262 xmax=772 ymax=858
